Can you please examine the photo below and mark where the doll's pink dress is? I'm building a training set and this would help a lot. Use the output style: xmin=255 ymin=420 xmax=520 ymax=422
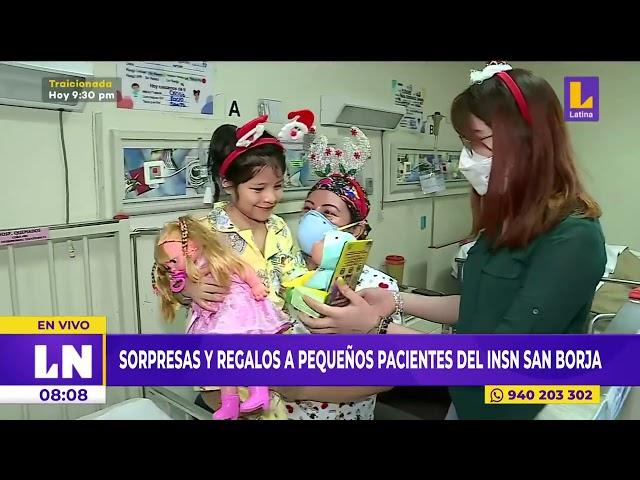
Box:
xmin=185 ymin=259 xmax=289 ymax=335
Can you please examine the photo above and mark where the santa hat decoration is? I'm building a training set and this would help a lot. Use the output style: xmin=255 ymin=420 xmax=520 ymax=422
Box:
xmin=219 ymin=115 xmax=283 ymax=177
xmin=278 ymin=109 xmax=316 ymax=142
xmin=235 ymin=115 xmax=268 ymax=147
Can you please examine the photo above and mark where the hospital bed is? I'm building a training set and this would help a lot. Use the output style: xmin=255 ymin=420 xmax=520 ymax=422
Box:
xmin=78 ymin=387 xmax=213 ymax=420
xmin=452 ymin=243 xmax=640 ymax=287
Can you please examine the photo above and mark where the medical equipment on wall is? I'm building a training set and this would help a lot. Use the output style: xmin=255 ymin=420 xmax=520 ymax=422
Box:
xmin=141 ymin=139 xmax=209 ymax=195
xmin=320 ymin=96 xmax=406 ymax=131
xmin=117 ymin=131 xmax=217 ymax=215
xmin=419 ymin=112 xmax=446 ymax=194
xmin=428 ymin=111 xmax=445 ymax=143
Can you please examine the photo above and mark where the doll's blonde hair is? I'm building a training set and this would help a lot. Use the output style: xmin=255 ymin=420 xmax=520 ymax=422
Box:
xmin=152 ymin=215 xmax=250 ymax=321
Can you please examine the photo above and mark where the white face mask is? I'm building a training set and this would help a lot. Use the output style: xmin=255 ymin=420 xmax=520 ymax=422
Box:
xmin=458 ymin=148 xmax=492 ymax=195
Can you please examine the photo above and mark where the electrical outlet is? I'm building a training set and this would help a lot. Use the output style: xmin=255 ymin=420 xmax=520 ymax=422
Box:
xmin=143 ymin=161 xmax=166 ymax=185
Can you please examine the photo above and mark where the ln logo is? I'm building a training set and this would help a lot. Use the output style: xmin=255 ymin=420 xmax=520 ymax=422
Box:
xmin=34 ymin=345 xmax=92 ymax=379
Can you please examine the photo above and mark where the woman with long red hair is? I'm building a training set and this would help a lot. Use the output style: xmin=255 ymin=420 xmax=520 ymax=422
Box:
xmin=296 ymin=62 xmax=607 ymax=420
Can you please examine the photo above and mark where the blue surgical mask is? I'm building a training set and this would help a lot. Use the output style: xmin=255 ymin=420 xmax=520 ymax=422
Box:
xmin=297 ymin=210 xmax=361 ymax=256
xmin=297 ymin=211 xmax=337 ymax=256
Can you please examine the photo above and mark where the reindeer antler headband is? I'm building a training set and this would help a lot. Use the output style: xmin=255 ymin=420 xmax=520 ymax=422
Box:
xmin=308 ymin=126 xmax=372 ymax=178
xmin=306 ymin=126 xmax=372 ymax=221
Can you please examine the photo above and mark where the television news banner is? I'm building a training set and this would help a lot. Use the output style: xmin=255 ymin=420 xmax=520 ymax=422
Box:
xmin=0 ymin=74 xmax=635 ymax=417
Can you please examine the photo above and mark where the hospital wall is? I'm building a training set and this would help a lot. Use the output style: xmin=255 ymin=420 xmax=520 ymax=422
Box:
xmin=0 ymin=61 xmax=475 ymax=419
xmin=0 ymin=61 xmax=637 ymax=302
xmin=0 ymin=61 xmax=476 ymax=295
xmin=516 ymin=61 xmax=640 ymax=251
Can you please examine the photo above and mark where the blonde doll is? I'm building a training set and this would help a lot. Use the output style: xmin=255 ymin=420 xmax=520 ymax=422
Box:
xmin=152 ymin=216 xmax=290 ymax=420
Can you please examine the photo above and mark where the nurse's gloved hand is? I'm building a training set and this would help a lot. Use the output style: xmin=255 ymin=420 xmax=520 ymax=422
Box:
xmin=299 ymin=280 xmax=380 ymax=334
xmin=182 ymin=276 xmax=230 ymax=310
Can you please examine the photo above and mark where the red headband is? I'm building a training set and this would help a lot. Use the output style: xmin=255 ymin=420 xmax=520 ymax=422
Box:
xmin=218 ymin=115 xmax=284 ymax=177
xmin=495 ymin=71 xmax=532 ymax=125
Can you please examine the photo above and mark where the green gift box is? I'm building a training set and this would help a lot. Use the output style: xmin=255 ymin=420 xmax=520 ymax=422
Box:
xmin=285 ymin=286 xmax=329 ymax=318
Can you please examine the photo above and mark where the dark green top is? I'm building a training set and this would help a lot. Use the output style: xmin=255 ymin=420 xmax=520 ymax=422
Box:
xmin=449 ymin=216 xmax=606 ymax=420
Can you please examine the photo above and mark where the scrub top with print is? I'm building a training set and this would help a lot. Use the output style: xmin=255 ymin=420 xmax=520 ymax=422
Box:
xmin=449 ymin=216 xmax=606 ymax=420
xmin=356 ymin=265 xmax=402 ymax=324
xmin=202 ymin=201 xmax=307 ymax=311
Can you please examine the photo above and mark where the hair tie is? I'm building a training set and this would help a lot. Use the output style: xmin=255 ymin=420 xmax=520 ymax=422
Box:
xmin=469 ymin=61 xmax=532 ymax=125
